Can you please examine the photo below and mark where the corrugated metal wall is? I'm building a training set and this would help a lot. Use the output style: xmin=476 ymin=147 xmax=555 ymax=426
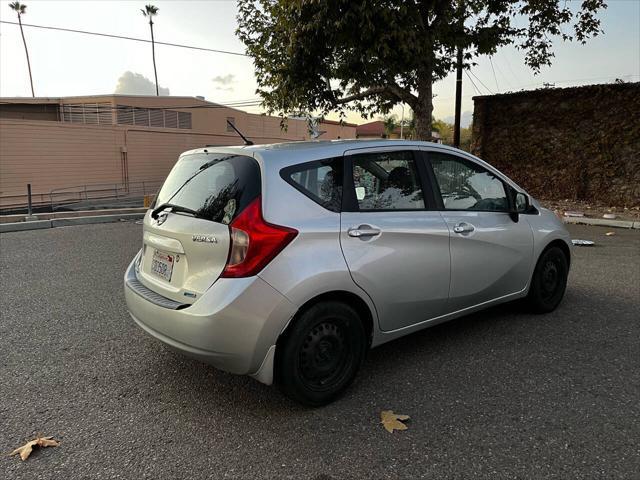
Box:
xmin=0 ymin=120 xmax=123 ymax=207
xmin=0 ymin=114 xmax=356 ymax=208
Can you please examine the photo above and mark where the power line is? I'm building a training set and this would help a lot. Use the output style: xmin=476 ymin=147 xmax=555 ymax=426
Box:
xmin=0 ymin=100 xmax=264 ymax=111
xmin=492 ymin=58 xmax=513 ymax=90
xmin=489 ymin=56 xmax=500 ymax=92
xmin=468 ymin=70 xmax=494 ymax=95
xmin=0 ymin=20 xmax=248 ymax=57
xmin=464 ymin=70 xmax=481 ymax=95
xmin=500 ymin=51 xmax=521 ymax=87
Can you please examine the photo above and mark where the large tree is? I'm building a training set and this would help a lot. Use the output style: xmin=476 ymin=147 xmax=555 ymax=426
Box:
xmin=9 ymin=1 xmax=34 ymax=97
xmin=237 ymin=0 xmax=606 ymax=140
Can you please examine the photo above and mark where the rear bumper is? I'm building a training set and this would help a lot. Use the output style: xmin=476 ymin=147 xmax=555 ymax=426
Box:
xmin=124 ymin=254 xmax=296 ymax=376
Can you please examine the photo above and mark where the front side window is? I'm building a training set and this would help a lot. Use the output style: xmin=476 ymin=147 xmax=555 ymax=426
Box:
xmin=282 ymin=158 xmax=343 ymax=212
xmin=351 ymin=150 xmax=425 ymax=210
xmin=155 ymin=153 xmax=260 ymax=224
xmin=430 ymin=153 xmax=508 ymax=212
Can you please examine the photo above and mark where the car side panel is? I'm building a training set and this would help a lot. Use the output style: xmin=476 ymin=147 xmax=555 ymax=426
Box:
xmin=258 ymin=165 xmax=379 ymax=337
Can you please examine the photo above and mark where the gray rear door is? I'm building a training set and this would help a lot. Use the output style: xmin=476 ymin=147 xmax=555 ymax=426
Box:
xmin=339 ymin=147 xmax=451 ymax=332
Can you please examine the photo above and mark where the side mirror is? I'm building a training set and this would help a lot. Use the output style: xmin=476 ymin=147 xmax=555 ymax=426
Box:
xmin=515 ymin=192 xmax=529 ymax=213
xmin=509 ymin=190 xmax=529 ymax=222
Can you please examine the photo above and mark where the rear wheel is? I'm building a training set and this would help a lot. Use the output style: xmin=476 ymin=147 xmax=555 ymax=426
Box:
xmin=526 ymin=246 xmax=569 ymax=313
xmin=277 ymin=301 xmax=367 ymax=407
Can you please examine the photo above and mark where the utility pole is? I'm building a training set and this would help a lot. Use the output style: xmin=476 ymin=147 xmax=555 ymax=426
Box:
xmin=453 ymin=0 xmax=464 ymax=148
xmin=453 ymin=46 xmax=463 ymax=148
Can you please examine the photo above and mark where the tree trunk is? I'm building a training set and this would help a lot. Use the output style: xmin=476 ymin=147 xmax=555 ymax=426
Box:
xmin=18 ymin=14 xmax=35 ymax=97
xmin=150 ymin=20 xmax=159 ymax=96
xmin=413 ymin=84 xmax=433 ymax=141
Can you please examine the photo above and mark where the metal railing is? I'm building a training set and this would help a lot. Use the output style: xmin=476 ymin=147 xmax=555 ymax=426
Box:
xmin=0 ymin=181 xmax=164 ymax=214
xmin=48 ymin=181 xmax=162 ymax=211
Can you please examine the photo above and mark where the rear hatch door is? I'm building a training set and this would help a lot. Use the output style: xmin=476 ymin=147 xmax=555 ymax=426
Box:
xmin=136 ymin=152 xmax=260 ymax=304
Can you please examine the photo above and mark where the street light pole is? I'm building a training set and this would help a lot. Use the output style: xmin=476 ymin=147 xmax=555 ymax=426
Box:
xmin=400 ymin=103 xmax=404 ymax=139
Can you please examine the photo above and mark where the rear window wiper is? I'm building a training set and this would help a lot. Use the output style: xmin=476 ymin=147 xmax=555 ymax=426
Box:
xmin=151 ymin=203 xmax=198 ymax=220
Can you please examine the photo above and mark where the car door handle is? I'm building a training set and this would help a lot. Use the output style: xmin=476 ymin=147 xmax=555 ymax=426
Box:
xmin=453 ymin=222 xmax=475 ymax=234
xmin=348 ymin=226 xmax=381 ymax=238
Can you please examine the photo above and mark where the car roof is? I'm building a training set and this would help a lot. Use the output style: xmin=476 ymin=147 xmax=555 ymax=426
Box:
xmin=179 ymin=139 xmax=525 ymax=192
xmin=183 ymin=139 xmax=471 ymax=162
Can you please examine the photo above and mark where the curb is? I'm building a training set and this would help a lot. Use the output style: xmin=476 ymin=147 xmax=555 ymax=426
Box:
xmin=562 ymin=216 xmax=639 ymax=229
xmin=0 ymin=219 xmax=53 ymax=232
xmin=0 ymin=213 xmax=144 ymax=233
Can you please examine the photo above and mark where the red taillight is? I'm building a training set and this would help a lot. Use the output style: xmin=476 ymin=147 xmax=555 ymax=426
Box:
xmin=221 ymin=197 xmax=297 ymax=278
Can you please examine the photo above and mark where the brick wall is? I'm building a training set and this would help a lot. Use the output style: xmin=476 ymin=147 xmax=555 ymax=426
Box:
xmin=471 ymin=82 xmax=640 ymax=206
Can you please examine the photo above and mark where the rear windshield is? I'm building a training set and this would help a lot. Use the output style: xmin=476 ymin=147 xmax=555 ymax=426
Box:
xmin=155 ymin=153 xmax=260 ymax=224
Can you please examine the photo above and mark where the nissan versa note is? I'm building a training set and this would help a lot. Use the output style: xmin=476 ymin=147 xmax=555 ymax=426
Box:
xmin=124 ymin=140 xmax=571 ymax=406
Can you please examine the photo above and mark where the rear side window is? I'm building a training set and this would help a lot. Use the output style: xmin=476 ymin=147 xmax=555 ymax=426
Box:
xmin=350 ymin=150 xmax=425 ymax=210
xmin=155 ymin=153 xmax=260 ymax=224
xmin=281 ymin=158 xmax=343 ymax=212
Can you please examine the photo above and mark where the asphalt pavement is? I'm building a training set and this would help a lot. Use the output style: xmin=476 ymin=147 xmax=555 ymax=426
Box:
xmin=1 ymin=222 xmax=638 ymax=479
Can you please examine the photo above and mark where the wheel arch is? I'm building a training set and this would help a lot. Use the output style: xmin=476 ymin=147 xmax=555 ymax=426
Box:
xmin=273 ymin=291 xmax=375 ymax=385
xmin=541 ymin=238 xmax=571 ymax=268
xmin=276 ymin=290 xmax=374 ymax=349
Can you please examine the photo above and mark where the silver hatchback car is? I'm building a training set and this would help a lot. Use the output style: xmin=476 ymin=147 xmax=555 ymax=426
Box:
xmin=124 ymin=140 xmax=571 ymax=406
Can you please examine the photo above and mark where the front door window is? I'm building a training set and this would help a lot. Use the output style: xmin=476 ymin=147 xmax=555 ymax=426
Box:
xmin=430 ymin=153 xmax=508 ymax=212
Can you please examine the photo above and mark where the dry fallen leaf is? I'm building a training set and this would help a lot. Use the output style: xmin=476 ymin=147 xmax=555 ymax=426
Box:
xmin=9 ymin=436 xmax=60 ymax=461
xmin=605 ymin=231 xmax=616 ymax=236
xmin=380 ymin=410 xmax=410 ymax=433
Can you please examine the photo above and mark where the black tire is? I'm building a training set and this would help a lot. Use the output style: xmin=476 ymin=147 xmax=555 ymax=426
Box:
xmin=276 ymin=301 xmax=367 ymax=407
xmin=526 ymin=246 xmax=569 ymax=313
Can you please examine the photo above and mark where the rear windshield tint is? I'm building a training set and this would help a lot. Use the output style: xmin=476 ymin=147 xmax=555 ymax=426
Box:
xmin=155 ymin=153 xmax=260 ymax=224
xmin=280 ymin=157 xmax=343 ymax=212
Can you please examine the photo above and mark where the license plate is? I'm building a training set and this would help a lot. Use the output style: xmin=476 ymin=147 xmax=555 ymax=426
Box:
xmin=150 ymin=250 xmax=174 ymax=282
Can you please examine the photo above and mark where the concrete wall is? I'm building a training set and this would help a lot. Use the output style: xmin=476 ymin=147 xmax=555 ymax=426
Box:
xmin=471 ymin=82 xmax=640 ymax=206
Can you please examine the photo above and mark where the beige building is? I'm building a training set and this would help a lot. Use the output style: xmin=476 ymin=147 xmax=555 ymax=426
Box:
xmin=0 ymin=95 xmax=356 ymax=210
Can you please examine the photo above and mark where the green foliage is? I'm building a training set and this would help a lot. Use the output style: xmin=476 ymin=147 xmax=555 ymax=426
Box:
xmin=433 ymin=119 xmax=472 ymax=152
xmin=8 ymin=2 xmax=26 ymax=14
xmin=237 ymin=0 xmax=606 ymax=140
xmin=382 ymin=114 xmax=398 ymax=137
xmin=141 ymin=4 xmax=158 ymax=18
xmin=471 ymin=83 xmax=640 ymax=205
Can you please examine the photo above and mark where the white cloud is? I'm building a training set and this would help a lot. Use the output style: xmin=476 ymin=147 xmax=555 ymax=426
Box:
xmin=212 ymin=74 xmax=235 ymax=91
xmin=114 ymin=71 xmax=170 ymax=96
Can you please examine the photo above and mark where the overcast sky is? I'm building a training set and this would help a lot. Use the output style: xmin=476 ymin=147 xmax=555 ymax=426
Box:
xmin=1 ymin=0 xmax=638 ymax=125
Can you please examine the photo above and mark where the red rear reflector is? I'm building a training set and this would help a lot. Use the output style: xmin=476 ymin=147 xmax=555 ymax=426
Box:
xmin=221 ymin=197 xmax=297 ymax=278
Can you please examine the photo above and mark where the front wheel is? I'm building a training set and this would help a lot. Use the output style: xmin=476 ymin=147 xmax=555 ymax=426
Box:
xmin=276 ymin=301 xmax=367 ymax=407
xmin=526 ymin=246 xmax=569 ymax=313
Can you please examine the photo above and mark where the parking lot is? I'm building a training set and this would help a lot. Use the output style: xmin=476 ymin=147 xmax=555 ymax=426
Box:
xmin=1 ymin=222 xmax=638 ymax=479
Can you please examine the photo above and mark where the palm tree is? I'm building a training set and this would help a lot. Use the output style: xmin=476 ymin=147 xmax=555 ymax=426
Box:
xmin=141 ymin=4 xmax=160 ymax=96
xmin=401 ymin=110 xmax=416 ymax=140
xmin=9 ymin=1 xmax=34 ymax=97
xmin=382 ymin=114 xmax=398 ymax=138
